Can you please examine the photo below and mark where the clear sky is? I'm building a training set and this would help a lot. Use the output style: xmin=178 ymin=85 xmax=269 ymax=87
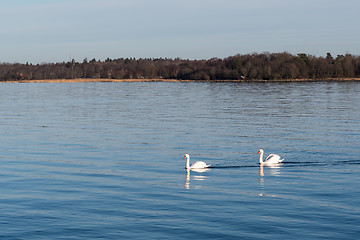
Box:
xmin=1 ymin=0 xmax=359 ymax=63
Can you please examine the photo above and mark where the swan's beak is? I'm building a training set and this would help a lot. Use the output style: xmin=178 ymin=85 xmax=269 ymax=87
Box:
xmin=257 ymin=150 xmax=260 ymax=154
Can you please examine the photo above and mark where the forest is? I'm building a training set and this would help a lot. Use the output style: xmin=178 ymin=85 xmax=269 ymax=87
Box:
xmin=1 ymin=52 xmax=360 ymax=81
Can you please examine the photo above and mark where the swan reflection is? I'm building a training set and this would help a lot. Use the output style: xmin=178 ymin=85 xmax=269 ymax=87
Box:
xmin=258 ymin=164 xmax=283 ymax=197
xmin=268 ymin=163 xmax=282 ymax=176
xmin=258 ymin=164 xmax=283 ymax=184
xmin=259 ymin=163 xmax=283 ymax=177
xmin=184 ymin=168 xmax=211 ymax=189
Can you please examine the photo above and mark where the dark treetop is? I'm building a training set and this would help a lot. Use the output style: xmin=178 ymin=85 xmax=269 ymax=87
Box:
xmin=1 ymin=52 xmax=359 ymax=81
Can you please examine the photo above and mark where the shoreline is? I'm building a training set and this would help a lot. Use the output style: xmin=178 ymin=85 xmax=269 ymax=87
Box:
xmin=2 ymin=78 xmax=360 ymax=83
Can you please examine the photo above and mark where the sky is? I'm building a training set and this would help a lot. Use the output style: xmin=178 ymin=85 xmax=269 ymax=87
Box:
xmin=1 ymin=0 xmax=359 ymax=63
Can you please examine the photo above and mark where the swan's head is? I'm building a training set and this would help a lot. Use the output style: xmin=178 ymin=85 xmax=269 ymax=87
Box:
xmin=184 ymin=154 xmax=190 ymax=159
xmin=257 ymin=149 xmax=263 ymax=154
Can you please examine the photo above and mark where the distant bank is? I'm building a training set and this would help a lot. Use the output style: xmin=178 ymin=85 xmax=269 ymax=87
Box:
xmin=3 ymin=78 xmax=183 ymax=83
xmin=2 ymin=53 xmax=360 ymax=81
xmin=2 ymin=78 xmax=360 ymax=83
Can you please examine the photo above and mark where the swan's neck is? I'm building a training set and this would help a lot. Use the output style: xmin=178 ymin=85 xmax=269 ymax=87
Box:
xmin=259 ymin=151 xmax=264 ymax=164
xmin=186 ymin=156 xmax=190 ymax=169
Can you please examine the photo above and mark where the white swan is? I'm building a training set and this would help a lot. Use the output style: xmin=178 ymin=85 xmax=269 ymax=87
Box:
xmin=184 ymin=154 xmax=211 ymax=169
xmin=257 ymin=149 xmax=284 ymax=165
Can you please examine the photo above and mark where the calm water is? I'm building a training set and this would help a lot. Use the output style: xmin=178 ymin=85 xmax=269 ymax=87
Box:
xmin=0 ymin=81 xmax=359 ymax=239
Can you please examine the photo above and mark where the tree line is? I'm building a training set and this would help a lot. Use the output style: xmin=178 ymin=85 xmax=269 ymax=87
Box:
xmin=1 ymin=52 xmax=360 ymax=81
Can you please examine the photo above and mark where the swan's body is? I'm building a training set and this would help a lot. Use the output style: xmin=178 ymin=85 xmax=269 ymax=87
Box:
xmin=257 ymin=149 xmax=284 ymax=165
xmin=184 ymin=154 xmax=211 ymax=169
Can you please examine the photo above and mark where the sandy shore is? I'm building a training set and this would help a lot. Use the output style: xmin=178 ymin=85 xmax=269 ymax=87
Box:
xmin=2 ymin=78 xmax=360 ymax=83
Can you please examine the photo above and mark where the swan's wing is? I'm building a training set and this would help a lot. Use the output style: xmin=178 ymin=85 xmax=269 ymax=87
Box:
xmin=265 ymin=154 xmax=279 ymax=161
xmin=191 ymin=161 xmax=210 ymax=169
xmin=265 ymin=154 xmax=281 ymax=163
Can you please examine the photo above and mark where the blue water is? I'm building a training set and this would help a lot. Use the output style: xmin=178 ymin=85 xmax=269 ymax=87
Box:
xmin=0 ymin=81 xmax=359 ymax=239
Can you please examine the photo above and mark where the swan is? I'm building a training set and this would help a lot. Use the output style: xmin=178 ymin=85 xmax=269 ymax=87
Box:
xmin=184 ymin=154 xmax=211 ymax=169
xmin=257 ymin=149 xmax=284 ymax=165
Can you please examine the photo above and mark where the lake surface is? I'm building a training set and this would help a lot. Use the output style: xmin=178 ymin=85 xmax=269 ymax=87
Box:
xmin=0 ymin=81 xmax=359 ymax=239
